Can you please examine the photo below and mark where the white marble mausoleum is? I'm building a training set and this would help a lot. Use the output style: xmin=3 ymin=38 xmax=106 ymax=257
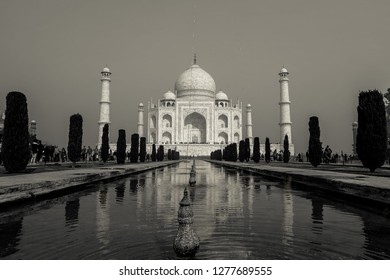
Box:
xmin=97 ymin=57 xmax=294 ymax=157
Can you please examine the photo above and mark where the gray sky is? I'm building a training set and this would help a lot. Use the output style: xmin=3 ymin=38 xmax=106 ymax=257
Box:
xmin=1 ymin=0 xmax=389 ymax=154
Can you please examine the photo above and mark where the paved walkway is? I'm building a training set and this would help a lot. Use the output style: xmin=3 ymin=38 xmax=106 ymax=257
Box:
xmin=208 ymin=160 xmax=390 ymax=206
xmin=0 ymin=161 xmax=180 ymax=207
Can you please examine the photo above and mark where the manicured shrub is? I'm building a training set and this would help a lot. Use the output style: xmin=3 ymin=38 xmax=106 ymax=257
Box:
xmin=356 ymin=90 xmax=387 ymax=172
xmin=157 ymin=145 xmax=164 ymax=161
xmin=151 ymin=144 xmax=157 ymax=161
xmin=3 ymin=91 xmax=30 ymax=172
xmin=101 ymin=124 xmax=109 ymax=163
xmin=283 ymin=134 xmax=290 ymax=163
xmin=172 ymin=150 xmax=180 ymax=160
xmin=309 ymin=116 xmax=322 ymax=167
xmin=139 ymin=137 xmax=146 ymax=162
xmin=67 ymin=113 xmax=83 ymax=165
xmin=253 ymin=137 xmax=260 ymax=163
xmin=245 ymin=138 xmax=250 ymax=162
xmin=130 ymin=133 xmax=139 ymax=163
xmin=116 ymin=129 xmax=126 ymax=164
xmin=239 ymin=140 xmax=245 ymax=162
xmin=231 ymin=143 xmax=238 ymax=162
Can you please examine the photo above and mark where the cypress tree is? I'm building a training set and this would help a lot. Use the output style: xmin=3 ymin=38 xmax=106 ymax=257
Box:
xmin=283 ymin=134 xmax=290 ymax=163
xmin=239 ymin=140 xmax=245 ymax=162
xmin=151 ymin=144 xmax=157 ymax=161
xmin=356 ymin=90 xmax=387 ymax=172
xmin=168 ymin=149 xmax=172 ymax=160
xmin=253 ymin=137 xmax=260 ymax=163
xmin=67 ymin=113 xmax=83 ymax=166
xmin=116 ymin=129 xmax=126 ymax=164
xmin=173 ymin=151 xmax=180 ymax=160
xmin=231 ymin=143 xmax=238 ymax=162
xmin=215 ymin=149 xmax=220 ymax=161
xmin=101 ymin=124 xmax=109 ymax=163
xmin=139 ymin=137 xmax=146 ymax=162
xmin=156 ymin=146 xmax=160 ymax=161
xmin=3 ymin=91 xmax=30 ymax=172
xmin=158 ymin=145 xmax=164 ymax=161
xmin=226 ymin=145 xmax=231 ymax=161
xmin=309 ymin=116 xmax=322 ymax=167
xmin=130 ymin=133 xmax=139 ymax=163
xmin=265 ymin=137 xmax=271 ymax=163
xmin=245 ymin=138 xmax=251 ymax=162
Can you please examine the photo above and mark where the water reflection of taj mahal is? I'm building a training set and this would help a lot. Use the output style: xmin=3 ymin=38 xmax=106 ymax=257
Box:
xmin=97 ymin=56 xmax=293 ymax=156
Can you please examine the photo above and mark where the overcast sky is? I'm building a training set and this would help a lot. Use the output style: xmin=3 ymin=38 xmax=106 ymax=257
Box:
xmin=0 ymin=0 xmax=389 ymax=154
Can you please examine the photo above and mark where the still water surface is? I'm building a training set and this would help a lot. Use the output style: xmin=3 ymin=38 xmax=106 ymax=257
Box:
xmin=1 ymin=161 xmax=390 ymax=259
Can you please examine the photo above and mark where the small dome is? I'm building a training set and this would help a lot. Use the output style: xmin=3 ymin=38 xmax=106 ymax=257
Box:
xmin=138 ymin=103 xmax=144 ymax=107
xmin=102 ymin=66 xmax=111 ymax=73
xmin=163 ymin=90 xmax=176 ymax=100
xmin=246 ymin=104 xmax=252 ymax=108
xmin=280 ymin=67 xmax=288 ymax=73
xmin=215 ymin=90 xmax=228 ymax=100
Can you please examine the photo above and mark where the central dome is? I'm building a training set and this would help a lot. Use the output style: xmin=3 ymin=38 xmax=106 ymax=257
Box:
xmin=174 ymin=64 xmax=216 ymax=100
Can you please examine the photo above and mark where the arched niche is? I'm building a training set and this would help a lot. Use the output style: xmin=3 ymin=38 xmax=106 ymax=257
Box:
xmin=218 ymin=114 xmax=228 ymax=128
xmin=218 ymin=132 xmax=228 ymax=144
xmin=184 ymin=112 xmax=206 ymax=143
xmin=162 ymin=114 xmax=172 ymax=128
xmin=162 ymin=131 xmax=172 ymax=144
xmin=234 ymin=132 xmax=240 ymax=143
xmin=234 ymin=115 xmax=240 ymax=129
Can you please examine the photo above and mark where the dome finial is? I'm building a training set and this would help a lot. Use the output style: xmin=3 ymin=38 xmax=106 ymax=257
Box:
xmin=193 ymin=53 xmax=197 ymax=65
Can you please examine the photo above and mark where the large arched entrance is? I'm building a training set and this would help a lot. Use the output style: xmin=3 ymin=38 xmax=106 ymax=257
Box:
xmin=184 ymin=112 xmax=206 ymax=143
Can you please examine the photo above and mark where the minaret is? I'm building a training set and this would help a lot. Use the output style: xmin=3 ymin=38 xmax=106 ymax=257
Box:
xmin=246 ymin=104 xmax=253 ymax=144
xmin=98 ymin=66 xmax=111 ymax=146
xmin=279 ymin=67 xmax=292 ymax=146
xmin=352 ymin=121 xmax=358 ymax=156
xmin=138 ymin=103 xmax=144 ymax=137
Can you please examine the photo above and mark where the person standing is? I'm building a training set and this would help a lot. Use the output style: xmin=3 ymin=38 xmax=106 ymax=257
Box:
xmin=61 ymin=147 xmax=67 ymax=162
xmin=81 ymin=146 xmax=86 ymax=162
xmin=36 ymin=141 xmax=44 ymax=163
xmin=30 ymin=138 xmax=39 ymax=164
xmin=87 ymin=146 xmax=92 ymax=162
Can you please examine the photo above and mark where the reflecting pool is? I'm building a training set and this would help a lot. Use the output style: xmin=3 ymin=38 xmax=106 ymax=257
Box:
xmin=1 ymin=161 xmax=390 ymax=259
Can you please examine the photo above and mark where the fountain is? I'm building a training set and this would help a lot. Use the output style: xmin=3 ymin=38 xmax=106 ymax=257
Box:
xmin=173 ymin=186 xmax=200 ymax=257
xmin=189 ymin=165 xmax=196 ymax=186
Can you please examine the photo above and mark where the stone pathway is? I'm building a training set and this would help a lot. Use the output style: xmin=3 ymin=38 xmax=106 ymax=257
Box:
xmin=209 ymin=160 xmax=390 ymax=206
xmin=0 ymin=161 xmax=180 ymax=206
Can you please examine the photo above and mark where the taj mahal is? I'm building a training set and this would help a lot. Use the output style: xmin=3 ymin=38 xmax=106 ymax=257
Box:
xmin=97 ymin=56 xmax=293 ymax=156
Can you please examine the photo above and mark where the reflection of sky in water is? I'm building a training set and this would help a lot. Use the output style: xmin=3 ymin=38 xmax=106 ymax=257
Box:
xmin=1 ymin=161 xmax=390 ymax=259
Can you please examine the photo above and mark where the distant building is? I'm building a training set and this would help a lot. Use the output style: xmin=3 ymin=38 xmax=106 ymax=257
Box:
xmin=97 ymin=57 xmax=294 ymax=156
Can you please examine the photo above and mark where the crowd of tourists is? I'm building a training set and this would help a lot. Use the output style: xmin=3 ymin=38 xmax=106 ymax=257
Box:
xmin=294 ymin=146 xmax=356 ymax=164
xmin=261 ymin=145 xmax=357 ymax=164
xmin=30 ymin=138 xmax=68 ymax=164
xmin=28 ymin=139 xmax=109 ymax=164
